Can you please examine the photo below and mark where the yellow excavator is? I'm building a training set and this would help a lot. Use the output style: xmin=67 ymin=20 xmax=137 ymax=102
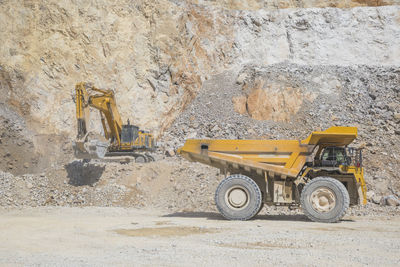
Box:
xmin=73 ymin=82 xmax=156 ymax=162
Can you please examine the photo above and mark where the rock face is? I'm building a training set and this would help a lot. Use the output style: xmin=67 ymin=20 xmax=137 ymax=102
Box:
xmin=191 ymin=0 xmax=400 ymax=10
xmin=0 ymin=0 xmax=238 ymax=173
xmin=239 ymin=83 xmax=316 ymax=121
xmin=0 ymin=0 xmax=400 ymax=199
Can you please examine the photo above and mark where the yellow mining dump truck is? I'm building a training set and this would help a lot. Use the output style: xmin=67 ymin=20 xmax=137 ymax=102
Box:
xmin=178 ymin=126 xmax=366 ymax=223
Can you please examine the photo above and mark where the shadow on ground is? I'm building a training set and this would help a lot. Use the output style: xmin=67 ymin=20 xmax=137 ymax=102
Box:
xmin=163 ymin=212 xmax=224 ymax=220
xmin=163 ymin=211 xmax=312 ymax=222
xmin=64 ymin=160 xmax=105 ymax=186
xmin=163 ymin=211 xmax=356 ymax=222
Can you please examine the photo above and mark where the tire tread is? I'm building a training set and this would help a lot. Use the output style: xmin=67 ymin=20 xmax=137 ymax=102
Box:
xmin=215 ymin=174 xmax=262 ymax=221
xmin=300 ymin=177 xmax=350 ymax=223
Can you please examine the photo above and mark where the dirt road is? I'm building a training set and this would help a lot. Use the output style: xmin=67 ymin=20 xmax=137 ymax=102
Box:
xmin=0 ymin=207 xmax=399 ymax=266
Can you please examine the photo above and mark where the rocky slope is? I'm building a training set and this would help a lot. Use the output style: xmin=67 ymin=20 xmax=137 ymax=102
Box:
xmin=164 ymin=64 xmax=400 ymax=193
xmin=1 ymin=159 xmax=399 ymax=215
xmin=0 ymin=158 xmax=223 ymax=211
xmin=0 ymin=1 xmax=399 ymax=197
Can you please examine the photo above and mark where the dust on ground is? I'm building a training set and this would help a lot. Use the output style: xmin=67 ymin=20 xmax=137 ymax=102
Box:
xmin=114 ymin=226 xmax=219 ymax=237
xmin=0 ymin=206 xmax=399 ymax=266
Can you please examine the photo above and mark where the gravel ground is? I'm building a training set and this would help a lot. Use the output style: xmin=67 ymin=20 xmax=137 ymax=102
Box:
xmin=0 ymin=206 xmax=399 ymax=266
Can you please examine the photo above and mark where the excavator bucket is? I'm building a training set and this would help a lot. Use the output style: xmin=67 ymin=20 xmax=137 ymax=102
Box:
xmin=73 ymin=139 xmax=109 ymax=159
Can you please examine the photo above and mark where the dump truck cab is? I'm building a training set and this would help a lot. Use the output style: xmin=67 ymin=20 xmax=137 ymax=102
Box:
xmin=316 ymin=146 xmax=348 ymax=167
xmin=178 ymin=126 xmax=366 ymax=223
xmin=314 ymin=146 xmax=362 ymax=167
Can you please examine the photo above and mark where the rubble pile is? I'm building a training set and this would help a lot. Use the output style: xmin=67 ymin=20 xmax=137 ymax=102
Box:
xmin=1 ymin=157 xmax=399 ymax=216
xmin=0 ymin=158 xmax=222 ymax=211
xmin=163 ymin=64 xmax=400 ymax=196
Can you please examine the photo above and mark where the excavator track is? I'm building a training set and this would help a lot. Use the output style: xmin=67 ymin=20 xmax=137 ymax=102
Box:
xmin=104 ymin=151 xmax=156 ymax=163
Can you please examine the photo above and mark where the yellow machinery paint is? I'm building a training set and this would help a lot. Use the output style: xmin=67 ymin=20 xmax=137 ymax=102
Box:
xmin=74 ymin=82 xmax=155 ymax=161
xmin=178 ymin=126 xmax=366 ymax=222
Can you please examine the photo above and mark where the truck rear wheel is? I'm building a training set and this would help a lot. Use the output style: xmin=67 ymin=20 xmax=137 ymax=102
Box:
xmin=215 ymin=174 xmax=262 ymax=220
xmin=301 ymin=177 xmax=349 ymax=223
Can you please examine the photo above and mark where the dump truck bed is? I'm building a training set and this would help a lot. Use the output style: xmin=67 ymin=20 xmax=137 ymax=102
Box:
xmin=177 ymin=127 xmax=358 ymax=178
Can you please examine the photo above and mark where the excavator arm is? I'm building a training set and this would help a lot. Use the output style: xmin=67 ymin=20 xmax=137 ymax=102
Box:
xmin=76 ymin=82 xmax=126 ymax=144
xmin=74 ymin=82 xmax=123 ymax=158
xmin=75 ymin=82 xmax=90 ymax=139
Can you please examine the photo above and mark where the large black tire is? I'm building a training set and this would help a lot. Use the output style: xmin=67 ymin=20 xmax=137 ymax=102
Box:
xmin=145 ymin=154 xmax=155 ymax=162
xmin=300 ymin=177 xmax=350 ymax=223
xmin=215 ymin=174 xmax=262 ymax=221
xmin=135 ymin=155 xmax=147 ymax=163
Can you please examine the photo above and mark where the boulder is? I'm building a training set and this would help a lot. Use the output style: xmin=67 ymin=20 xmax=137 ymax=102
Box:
xmin=165 ymin=149 xmax=175 ymax=157
xmin=366 ymin=191 xmax=375 ymax=201
xmin=384 ymin=195 xmax=400 ymax=206
xmin=371 ymin=195 xmax=382 ymax=205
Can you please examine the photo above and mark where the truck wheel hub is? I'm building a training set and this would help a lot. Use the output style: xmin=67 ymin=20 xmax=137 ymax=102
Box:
xmin=226 ymin=187 xmax=249 ymax=209
xmin=310 ymin=187 xmax=336 ymax=213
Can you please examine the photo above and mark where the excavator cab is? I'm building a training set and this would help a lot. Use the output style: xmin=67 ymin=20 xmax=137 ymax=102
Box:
xmin=121 ymin=124 xmax=139 ymax=144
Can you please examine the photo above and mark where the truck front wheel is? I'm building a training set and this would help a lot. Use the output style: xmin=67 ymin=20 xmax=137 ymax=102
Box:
xmin=215 ymin=174 xmax=262 ymax=220
xmin=301 ymin=177 xmax=349 ymax=223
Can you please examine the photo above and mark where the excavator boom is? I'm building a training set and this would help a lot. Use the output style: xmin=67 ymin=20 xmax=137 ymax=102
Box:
xmin=74 ymin=83 xmax=112 ymax=159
